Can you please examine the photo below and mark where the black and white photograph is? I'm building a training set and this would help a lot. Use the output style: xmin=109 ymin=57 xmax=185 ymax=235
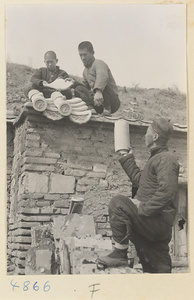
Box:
xmin=2 ymin=1 xmax=192 ymax=299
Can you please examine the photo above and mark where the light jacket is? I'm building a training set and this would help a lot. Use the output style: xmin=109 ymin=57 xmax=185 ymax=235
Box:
xmin=82 ymin=58 xmax=118 ymax=95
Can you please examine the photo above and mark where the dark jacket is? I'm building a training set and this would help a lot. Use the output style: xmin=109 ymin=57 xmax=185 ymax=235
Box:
xmin=119 ymin=146 xmax=180 ymax=225
xmin=30 ymin=66 xmax=69 ymax=87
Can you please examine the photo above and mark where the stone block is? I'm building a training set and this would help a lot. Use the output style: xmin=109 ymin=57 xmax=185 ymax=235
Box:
xmin=36 ymin=249 xmax=52 ymax=273
xmin=76 ymin=185 xmax=87 ymax=192
xmin=22 ymin=164 xmax=55 ymax=172
xmin=26 ymin=134 xmax=40 ymax=142
xmin=50 ymin=174 xmax=75 ymax=194
xmin=12 ymin=236 xmax=32 ymax=244
xmin=21 ymin=172 xmax=49 ymax=194
xmin=87 ymin=172 xmax=106 ymax=178
xmin=44 ymin=194 xmax=63 ymax=200
xmin=53 ymin=200 xmax=70 ymax=208
xmin=22 ymin=193 xmax=44 ymax=199
xmin=93 ymin=164 xmax=107 ymax=173
xmin=40 ymin=207 xmax=54 ymax=214
xmin=53 ymin=214 xmax=96 ymax=240
xmin=24 ymin=157 xmax=57 ymax=165
xmin=36 ymin=200 xmax=51 ymax=207
xmin=65 ymin=169 xmax=86 ymax=177
xmin=13 ymin=229 xmax=31 ymax=236
xmin=45 ymin=152 xmax=60 ymax=158
xmin=60 ymin=208 xmax=69 ymax=215
xmin=9 ymin=243 xmax=31 ymax=251
xmin=25 ymin=140 xmax=40 ymax=148
xmin=68 ymin=162 xmax=92 ymax=171
xmin=19 ymin=208 xmax=40 ymax=214
xmin=18 ymin=215 xmax=51 ymax=222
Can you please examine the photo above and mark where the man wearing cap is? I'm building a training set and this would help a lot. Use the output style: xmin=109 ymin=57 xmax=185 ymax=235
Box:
xmin=97 ymin=118 xmax=180 ymax=273
xmin=24 ymin=50 xmax=72 ymax=99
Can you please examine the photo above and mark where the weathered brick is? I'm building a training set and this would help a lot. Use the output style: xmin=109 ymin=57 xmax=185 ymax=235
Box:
xmin=93 ymin=164 xmax=107 ymax=173
xmin=77 ymin=178 xmax=99 ymax=185
xmin=45 ymin=152 xmax=60 ymax=158
xmin=26 ymin=134 xmax=40 ymax=142
xmin=24 ymin=157 xmax=57 ymax=164
xmin=19 ymin=208 xmax=41 ymax=214
xmin=9 ymin=243 xmax=31 ymax=251
xmin=18 ymin=215 xmax=51 ymax=222
xmin=95 ymin=216 xmax=107 ymax=223
xmin=64 ymin=169 xmax=86 ymax=177
xmin=15 ymin=267 xmax=25 ymax=275
xmin=15 ymin=258 xmax=26 ymax=268
xmin=13 ymin=229 xmax=31 ymax=236
xmin=99 ymin=179 xmax=109 ymax=187
xmin=22 ymin=164 xmax=56 ymax=172
xmin=44 ymin=194 xmax=64 ymax=200
xmin=10 ymin=236 xmax=32 ymax=244
xmin=25 ymin=149 xmax=43 ymax=157
xmin=68 ymin=162 xmax=92 ymax=171
xmin=87 ymin=172 xmax=106 ymax=178
xmin=40 ymin=207 xmax=53 ymax=214
xmin=36 ymin=200 xmax=51 ymax=207
xmin=97 ymin=223 xmax=111 ymax=229
xmin=59 ymin=208 xmax=69 ymax=215
xmin=76 ymin=185 xmax=88 ymax=192
xmin=25 ymin=140 xmax=40 ymax=148
xmin=21 ymin=193 xmax=44 ymax=199
xmin=79 ymin=155 xmax=104 ymax=163
xmin=53 ymin=200 xmax=70 ymax=208
xmin=27 ymin=128 xmax=38 ymax=133
xmin=50 ymin=174 xmax=75 ymax=193
xmin=19 ymin=200 xmax=37 ymax=208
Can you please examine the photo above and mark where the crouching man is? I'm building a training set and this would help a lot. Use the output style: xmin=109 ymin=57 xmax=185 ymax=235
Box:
xmin=97 ymin=118 xmax=180 ymax=273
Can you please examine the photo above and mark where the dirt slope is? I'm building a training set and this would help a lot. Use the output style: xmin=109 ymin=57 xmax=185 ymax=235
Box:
xmin=6 ymin=63 xmax=187 ymax=125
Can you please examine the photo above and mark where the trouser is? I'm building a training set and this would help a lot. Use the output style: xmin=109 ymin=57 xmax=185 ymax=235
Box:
xmin=109 ymin=195 xmax=173 ymax=273
xmin=74 ymin=85 xmax=120 ymax=114
xmin=23 ymin=82 xmax=72 ymax=99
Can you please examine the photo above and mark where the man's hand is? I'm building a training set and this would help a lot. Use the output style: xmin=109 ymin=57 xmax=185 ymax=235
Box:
xmin=118 ymin=149 xmax=132 ymax=156
xmin=94 ymin=90 xmax=104 ymax=106
xmin=64 ymin=78 xmax=75 ymax=85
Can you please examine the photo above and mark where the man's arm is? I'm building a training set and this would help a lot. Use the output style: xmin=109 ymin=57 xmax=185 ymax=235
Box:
xmin=93 ymin=60 xmax=109 ymax=93
xmin=138 ymin=155 xmax=179 ymax=216
xmin=119 ymin=152 xmax=142 ymax=188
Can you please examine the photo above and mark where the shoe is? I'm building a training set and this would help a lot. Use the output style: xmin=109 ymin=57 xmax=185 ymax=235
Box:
xmin=96 ymin=248 xmax=128 ymax=268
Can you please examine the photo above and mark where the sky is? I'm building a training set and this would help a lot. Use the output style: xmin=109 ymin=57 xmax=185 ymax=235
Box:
xmin=6 ymin=4 xmax=186 ymax=92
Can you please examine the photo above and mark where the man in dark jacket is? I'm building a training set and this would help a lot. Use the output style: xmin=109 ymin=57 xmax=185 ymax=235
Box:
xmin=97 ymin=118 xmax=180 ymax=273
xmin=24 ymin=51 xmax=72 ymax=99
xmin=74 ymin=41 xmax=121 ymax=116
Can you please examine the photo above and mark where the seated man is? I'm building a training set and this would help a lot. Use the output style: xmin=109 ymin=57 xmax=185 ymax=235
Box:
xmin=97 ymin=118 xmax=180 ymax=273
xmin=23 ymin=51 xmax=72 ymax=99
xmin=74 ymin=41 xmax=121 ymax=116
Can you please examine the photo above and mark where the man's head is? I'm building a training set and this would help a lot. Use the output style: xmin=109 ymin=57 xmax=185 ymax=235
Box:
xmin=78 ymin=41 xmax=94 ymax=67
xmin=145 ymin=117 xmax=173 ymax=148
xmin=44 ymin=51 xmax=58 ymax=72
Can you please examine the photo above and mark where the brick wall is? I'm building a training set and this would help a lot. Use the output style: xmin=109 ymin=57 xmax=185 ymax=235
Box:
xmin=7 ymin=108 xmax=187 ymax=274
